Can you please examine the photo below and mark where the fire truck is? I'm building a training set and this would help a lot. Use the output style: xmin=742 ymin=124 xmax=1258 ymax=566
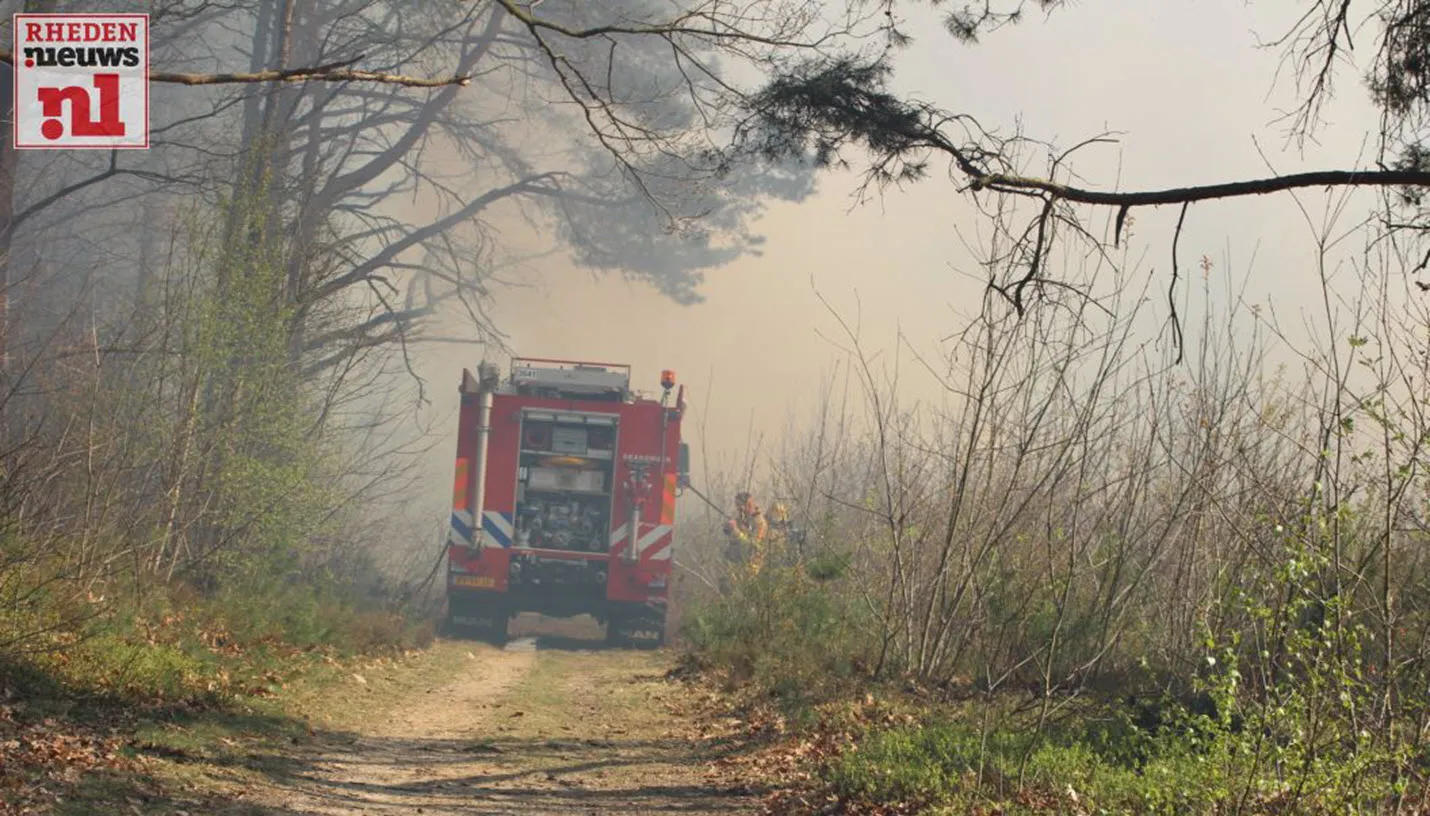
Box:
xmin=444 ymin=357 xmax=688 ymax=647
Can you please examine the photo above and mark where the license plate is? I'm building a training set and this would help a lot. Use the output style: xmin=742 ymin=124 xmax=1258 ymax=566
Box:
xmin=453 ymin=575 xmax=495 ymax=588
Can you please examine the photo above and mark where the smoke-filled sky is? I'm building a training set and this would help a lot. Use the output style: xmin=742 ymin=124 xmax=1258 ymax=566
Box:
xmin=409 ymin=0 xmax=1386 ymax=511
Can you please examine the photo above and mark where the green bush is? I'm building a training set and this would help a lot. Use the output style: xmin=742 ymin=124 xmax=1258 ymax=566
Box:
xmin=822 ymin=611 xmax=1410 ymax=816
xmin=827 ymin=706 xmax=1413 ymax=815
xmin=0 ymin=569 xmax=429 ymax=714
xmin=62 ymin=632 xmax=219 ymax=703
xmin=682 ymin=566 xmax=872 ymax=707
xmin=804 ymin=550 xmax=851 ymax=582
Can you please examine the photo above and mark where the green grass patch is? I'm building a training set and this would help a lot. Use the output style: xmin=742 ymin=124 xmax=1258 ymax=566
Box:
xmin=0 ymin=578 xmax=434 ymax=709
xmin=822 ymin=698 xmax=1408 ymax=815
xmin=0 ymin=577 xmax=451 ymax=814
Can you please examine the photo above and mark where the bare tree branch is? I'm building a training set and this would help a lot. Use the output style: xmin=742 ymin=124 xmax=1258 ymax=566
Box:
xmin=0 ymin=50 xmax=472 ymax=87
xmin=971 ymin=167 xmax=1430 ymax=208
xmin=747 ymin=58 xmax=1430 ymax=214
xmin=492 ymin=0 xmax=836 ymax=49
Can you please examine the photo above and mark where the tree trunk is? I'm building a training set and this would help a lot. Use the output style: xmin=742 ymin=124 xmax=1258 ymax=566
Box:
xmin=0 ymin=0 xmax=61 ymax=375
xmin=0 ymin=58 xmax=14 ymax=374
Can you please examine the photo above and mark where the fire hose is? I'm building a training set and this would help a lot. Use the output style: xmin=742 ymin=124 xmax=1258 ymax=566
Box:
xmin=676 ymin=480 xmax=728 ymax=517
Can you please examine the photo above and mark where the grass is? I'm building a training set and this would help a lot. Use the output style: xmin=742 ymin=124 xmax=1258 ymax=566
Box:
xmin=487 ymin=647 xmax=666 ymax=741
xmin=28 ymin=641 xmax=480 ymax=815
xmin=681 ymin=564 xmax=873 ymax=711
xmin=827 ymin=716 xmax=1211 ymax=814
xmin=809 ymin=692 xmax=1411 ymax=816
xmin=680 ymin=568 xmax=1421 ymax=815
xmin=0 ymin=581 xmax=456 ymax=815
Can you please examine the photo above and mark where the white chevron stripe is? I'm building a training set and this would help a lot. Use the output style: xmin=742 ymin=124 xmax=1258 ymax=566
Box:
xmin=484 ymin=511 xmax=513 ymax=539
xmin=609 ymin=523 xmax=628 ymax=548
xmin=636 ymin=524 xmax=671 ymax=553
xmin=449 ymin=509 xmax=474 ymax=547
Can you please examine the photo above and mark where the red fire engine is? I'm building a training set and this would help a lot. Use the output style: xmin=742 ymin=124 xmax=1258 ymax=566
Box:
xmin=444 ymin=358 xmax=688 ymax=647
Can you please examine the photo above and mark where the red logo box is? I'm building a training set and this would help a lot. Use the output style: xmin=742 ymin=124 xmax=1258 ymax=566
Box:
xmin=12 ymin=13 xmax=149 ymax=149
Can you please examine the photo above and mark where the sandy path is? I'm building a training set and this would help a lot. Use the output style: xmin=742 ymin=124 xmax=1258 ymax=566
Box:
xmin=245 ymin=635 xmax=757 ymax=816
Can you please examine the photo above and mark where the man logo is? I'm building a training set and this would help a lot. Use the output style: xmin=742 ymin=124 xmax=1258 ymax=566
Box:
xmin=12 ymin=14 xmax=149 ymax=149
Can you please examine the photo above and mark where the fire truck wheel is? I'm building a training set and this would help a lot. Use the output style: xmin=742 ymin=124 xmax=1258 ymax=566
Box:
xmin=606 ymin=616 xmax=665 ymax=650
xmin=442 ymin=605 xmax=508 ymax=646
xmin=632 ymin=621 xmax=666 ymax=650
xmin=604 ymin=620 xmax=626 ymax=648
xmin=475 ymin=615 xmax=509 ymax=647
xmin=486 ymin=617 xmax=509 ymax=648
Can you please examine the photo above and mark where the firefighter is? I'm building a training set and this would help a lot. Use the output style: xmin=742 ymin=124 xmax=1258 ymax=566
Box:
xmin=734 ymin=491 xmax=753 ymax=521
xmin=725 ymin=492 xmax=768 ymax=578
xmin=736 ymin=492 xmax=768 ymax=541
xmin=722 ymin=518 xmax=743 ymax=564
xmin=768 ymin=501 xmax=790 ymax=542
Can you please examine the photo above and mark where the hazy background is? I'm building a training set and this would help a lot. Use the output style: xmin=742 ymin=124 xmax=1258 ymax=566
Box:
xmin=399 ymin=0 xmax=1386 ymax=525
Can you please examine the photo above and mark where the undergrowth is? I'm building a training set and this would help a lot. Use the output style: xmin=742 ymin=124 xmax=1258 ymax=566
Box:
xmin=0 ymin=573 xmax=433 ymax=711
xmin=686 ymin=544 xmax=1430 ymax=814
xmin=682 ymin=562 xmax=873 ymax=712
xmin=0 ymin=567 xmax=439 ymax=814
xmin=824 ymin=701 xmax=1407 ymax=815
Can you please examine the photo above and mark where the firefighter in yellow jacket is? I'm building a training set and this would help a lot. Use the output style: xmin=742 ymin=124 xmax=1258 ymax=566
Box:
xmin=724 ymin=492 xmax=768 ymax=577
xmin=767 ymin=502 xmax=790 ymax=542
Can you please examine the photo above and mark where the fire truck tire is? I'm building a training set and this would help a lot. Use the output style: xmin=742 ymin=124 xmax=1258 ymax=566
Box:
xmin=634 ymin=620 xmax=666 ymax=651
xmin=605 ymin=613 xmax=665 ymax=650
xmin=604 ymin=620 xmax=626 ymax=648
xmin=442 ymin=602 xmax=508 ymax=646
xmin=483 ymin=615 xmax=510 ymax=647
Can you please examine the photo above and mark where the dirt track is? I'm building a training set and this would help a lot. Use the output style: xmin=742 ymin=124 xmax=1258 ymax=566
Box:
xmin=239 ymin=620 xmax=758 ymax=816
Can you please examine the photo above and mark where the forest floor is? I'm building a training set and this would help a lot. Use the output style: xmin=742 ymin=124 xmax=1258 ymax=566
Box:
xmin=33 ymin=616 xmax=771 ymax=816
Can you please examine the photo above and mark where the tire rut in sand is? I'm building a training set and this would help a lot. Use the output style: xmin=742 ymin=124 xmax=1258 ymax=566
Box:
xmin=255 ymin=642 xmax=535 ymax=814
xmin=246 ymin=638 xmax=758 ymax=815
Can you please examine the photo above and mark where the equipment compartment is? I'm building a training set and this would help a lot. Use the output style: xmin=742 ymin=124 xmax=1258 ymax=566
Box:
xmin=514 ymin=412 xmax=618 ymax=553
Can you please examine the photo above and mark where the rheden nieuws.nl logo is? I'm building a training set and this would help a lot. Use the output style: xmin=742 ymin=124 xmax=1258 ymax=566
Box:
xmin=12 ymin=13 xmax=149 ymax=150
